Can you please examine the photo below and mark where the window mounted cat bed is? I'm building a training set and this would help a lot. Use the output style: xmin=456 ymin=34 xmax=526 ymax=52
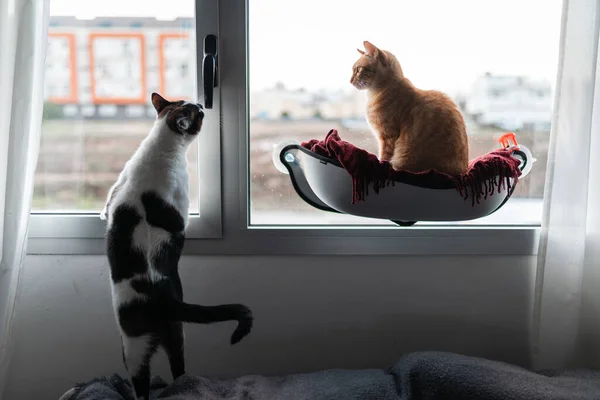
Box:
xmin=273 ymin=130 xmax=534 ymax=226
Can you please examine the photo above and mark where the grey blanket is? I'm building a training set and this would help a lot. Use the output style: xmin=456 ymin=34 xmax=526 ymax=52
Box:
xmin=59 ymin=351 xmax=600 ymax=400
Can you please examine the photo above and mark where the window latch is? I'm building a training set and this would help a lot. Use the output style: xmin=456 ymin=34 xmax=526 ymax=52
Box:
xmin=202 ymin=34 xmax=218 ymax=109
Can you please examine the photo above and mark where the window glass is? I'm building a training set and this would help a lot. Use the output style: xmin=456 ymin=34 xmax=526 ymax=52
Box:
xmin=33 ymin=0 xmax=198 ymax=213
xmin=248 ymin=0 xmax=562 ymax=226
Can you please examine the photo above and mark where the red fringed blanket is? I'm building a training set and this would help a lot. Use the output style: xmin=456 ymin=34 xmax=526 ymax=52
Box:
xmin=301 ymin=129 xmax=522 ymax=205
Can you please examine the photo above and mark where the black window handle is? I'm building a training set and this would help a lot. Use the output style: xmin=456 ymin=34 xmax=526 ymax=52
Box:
xmin=202 ymin=34 xmax=218 ymax=109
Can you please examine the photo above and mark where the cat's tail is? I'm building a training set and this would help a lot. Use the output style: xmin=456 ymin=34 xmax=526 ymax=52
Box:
xmin=166 ymin=299 xmax=253 ymax=344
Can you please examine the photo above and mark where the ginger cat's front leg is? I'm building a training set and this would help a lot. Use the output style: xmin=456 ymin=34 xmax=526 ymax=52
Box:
xmin=378 ymin=138 xmax=395 ymax=162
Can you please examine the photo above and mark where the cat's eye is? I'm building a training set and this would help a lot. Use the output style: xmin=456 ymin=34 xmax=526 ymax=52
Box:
xmin=355 ymin=67 xmax=362 ymax=74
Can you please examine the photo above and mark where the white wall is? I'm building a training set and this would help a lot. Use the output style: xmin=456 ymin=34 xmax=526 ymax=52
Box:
xmin=3 ymin=254 xmax=535 ymax=399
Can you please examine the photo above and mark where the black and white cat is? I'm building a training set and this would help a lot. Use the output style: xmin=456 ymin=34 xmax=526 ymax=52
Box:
xmin=100 ymin=92 xmax=253 ymax=400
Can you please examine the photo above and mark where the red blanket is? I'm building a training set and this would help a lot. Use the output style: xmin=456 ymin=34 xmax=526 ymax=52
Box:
xmin=301 ymin=129 xmax=522 ymax=205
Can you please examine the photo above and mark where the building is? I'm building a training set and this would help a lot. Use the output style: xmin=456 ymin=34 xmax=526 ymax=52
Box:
xmin=250 ymin=82 xmax=317 ymax=120
xmin=318 ymin=90 xmax=366 ymax=120
xmin=464 ymin=72 xmax=553 ymax=131
xmin=250 ymin=83 xmax=366 ymax=121
xmin=44 ymin=16 xmax=196 ymax=119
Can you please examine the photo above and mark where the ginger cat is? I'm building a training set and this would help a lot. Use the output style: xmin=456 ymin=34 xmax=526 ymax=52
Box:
xmin=350 ymin=41 xmax=469 ymax=177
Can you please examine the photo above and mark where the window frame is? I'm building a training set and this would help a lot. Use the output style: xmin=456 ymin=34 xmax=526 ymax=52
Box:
xmin=27 ymin=0 xmax=545 ymax=256
xmin=28 ymin=0 xmax=222 ymax=242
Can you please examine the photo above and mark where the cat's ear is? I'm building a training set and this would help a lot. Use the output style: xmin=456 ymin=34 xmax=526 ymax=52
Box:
xmin=357 ymin=48 xmax=366 ymax=55
xmin=151 ymin=92 xmax=170 ymax=114
xmin=363 ymin=41 xmax=379 ymax=58
xmin=363 ymin=41 xmax=388 ymax=64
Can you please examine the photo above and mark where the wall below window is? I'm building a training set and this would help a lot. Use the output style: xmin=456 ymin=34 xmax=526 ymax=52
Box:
xmin=4 ymin=255 xmax=535 ymax=399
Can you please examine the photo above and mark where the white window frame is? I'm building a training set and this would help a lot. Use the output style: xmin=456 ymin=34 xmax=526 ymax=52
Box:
xmin=27 ymin=0 xmax=545 ymax=256
xmin=28 ymin=0 xmax=222 ymax=246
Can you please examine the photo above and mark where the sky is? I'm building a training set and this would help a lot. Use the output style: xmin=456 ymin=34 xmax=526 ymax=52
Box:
xmin=50 ymin=0 xmax=563 ymax=95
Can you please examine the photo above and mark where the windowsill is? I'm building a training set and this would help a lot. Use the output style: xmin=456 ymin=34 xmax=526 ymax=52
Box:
xmin=26 ymin=226 xmax=540 ymax=256
xmin=27 ymin=198 xmax=542 ymax=256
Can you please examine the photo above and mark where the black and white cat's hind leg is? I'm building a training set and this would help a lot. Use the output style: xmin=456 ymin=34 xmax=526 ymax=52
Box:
xmin=121 ymin=334 xmax=160 ymax=400
xmin=162 ymin=322 xmax=186 ymax=380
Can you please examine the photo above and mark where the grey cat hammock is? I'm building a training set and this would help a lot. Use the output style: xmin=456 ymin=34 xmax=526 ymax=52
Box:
xmin=273 ymin=130 xmax=534 ymax=226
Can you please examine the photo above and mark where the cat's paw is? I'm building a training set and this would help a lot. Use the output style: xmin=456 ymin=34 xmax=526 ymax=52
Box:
xmin=99 ymin=207 xmax=107 ymax=220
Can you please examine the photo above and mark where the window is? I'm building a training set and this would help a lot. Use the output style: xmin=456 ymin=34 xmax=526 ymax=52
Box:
xmin=29 ymin=0 xmax=563 ymax=255
xmin=30 ymin=0 xmax=221 ymax=243
xmin=159 ymin=33 xmax=195 ymax=100
xmin=248 ymin=0 xmax=561 ymax=227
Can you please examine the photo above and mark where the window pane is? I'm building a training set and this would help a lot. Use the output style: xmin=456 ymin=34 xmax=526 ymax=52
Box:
xmin=248 ymin=0 xmax=561 ymax=226
xmin=33 ymin=1 xmax=198 ymax=213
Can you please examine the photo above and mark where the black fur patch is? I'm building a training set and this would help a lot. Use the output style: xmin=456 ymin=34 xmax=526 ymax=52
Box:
xmin=118 ymin=299 xmax=160 ymax=337
xmin=152 ymin=232 xmax=185 ymax=288
xmin=131 ymin=365 xmax=151 ymax=400
xmin=162 ymin=322 xmax=185 ymax=379
xmin=130 ymin=277 xmax=152 ymax=295
xmin=152 ymin=93 xmax=204 ymax=136
xmin=106 ymin=205 xmax=147 ymax=283
xmin=164 ymin=102 xmax=204 ymax=136
xmin=141 ymin=191 xmax=185 ymax=233
xmin=117 ymin=279 xmax=180 ymax=337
